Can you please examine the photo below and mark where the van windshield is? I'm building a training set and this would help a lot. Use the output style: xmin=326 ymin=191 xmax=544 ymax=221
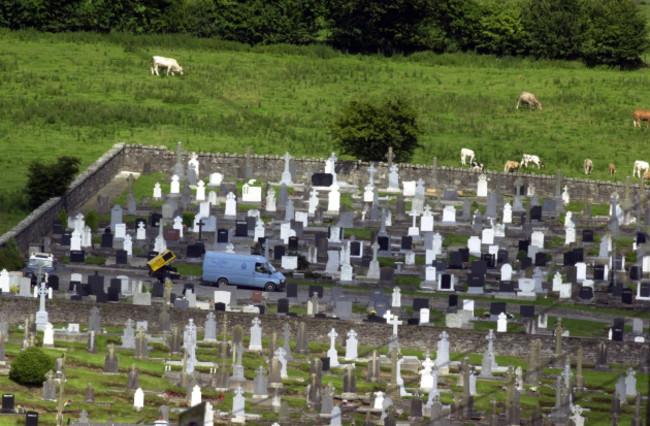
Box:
xmin=265 ymin=263 xmax=276 ymax=273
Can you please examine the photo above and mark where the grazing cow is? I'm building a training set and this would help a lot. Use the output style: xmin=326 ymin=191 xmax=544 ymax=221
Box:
xmin=584 ymin=159 xmax=593 ymax=175
xmin=516 ymin=91 xmax=542 ymax=110
xmin=609 ymin=163 xmax=616 ymax=176
xmin=504 ymin=161 xmax=520 ymax=173
xmin=633 ymin=160 xmax=650 ymax=178
xmin=520 ymin=154 xmax=544 ymax=169
xmin=461 ymin=148 xmax=475 ymax=165
xmin=644 ymin=170 xmax=650 ymax=182
xmin=632 ymin=110 xmax=650 ymax=128
xmin=470 ymin=161 xmax=484 ymax=172
xmin=151 ymin=56 xmax=184 ymax=76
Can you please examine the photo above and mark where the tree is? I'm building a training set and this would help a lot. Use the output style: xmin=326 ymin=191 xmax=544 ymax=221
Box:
xmin=0 ymin=237 xmax=24 ymax=271
xmin=324 ymin=0 xmax=439 ymax=54
xmin=9 ymin=347 xmax=54 ymax=386
xmin=26 ymin=156 xmax=80 ymax=209
xmin=579 ymin=0 xmax=647 ymax=69
xmin=330 ymin=96 xmax=422 ymax=163
xmin=522 ymin=0 xmax=583 ymax=60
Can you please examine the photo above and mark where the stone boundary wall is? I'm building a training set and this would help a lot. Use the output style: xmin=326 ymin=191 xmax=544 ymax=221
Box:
xmin=0 ymin=142 xmax=641 ymax=253
xmin=0 ymin=144 xmax=126 ymax=252
xmin=0 ymin=297 xmax=642 ymax=366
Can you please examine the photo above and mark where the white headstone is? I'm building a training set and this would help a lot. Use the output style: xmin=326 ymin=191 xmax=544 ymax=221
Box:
xmin=497 ymin=313 xmax=507 ymax=332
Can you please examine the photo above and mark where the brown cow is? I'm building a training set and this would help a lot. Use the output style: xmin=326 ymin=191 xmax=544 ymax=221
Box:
xmin=644 ymin=170 xmax=650 ymax=182
xmin=516 ymin=91 xmax=542 ymax=110
xmin=609 ymin=163 xmax=616 ymax=176
xmin=633 ymin=110 xmax=650 ymax=128
xmin=504 ymin=160 xmax=520 ymax=172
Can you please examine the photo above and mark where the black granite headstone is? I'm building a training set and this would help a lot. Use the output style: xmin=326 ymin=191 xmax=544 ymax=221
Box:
xmin=70 ymin=250 xmax=85 ymax=263
xmin=440 ymin=274 xmax=451 ymax=289
xmin=174 ymin=299 xmax=189 ymax=310
xmin=116 ymin=249 xmax=128 ymax=265
xmin=401 ymin=236 xmax=413 ymax=251
xmin=95 ymin=291 xmax=108 ymax=303
xmin=458 ymin=248 xmax=470 ymax=263
xmin=320 ymin=357 xmax=330 ymax=372
xmin=481 ymin=253 xmax=495 ymax=268
xmin=582 ymin=230 xmax=594 ymax=243
xmin=499 ymin=281 xmax=515 ymax=293
xmin=312 ymin=173 xmax=333 ymax=187
xmin=235 ymin=221 xmax=248 ymax=237
xmin=150 ymin=213 xmax=162 ymax=227
xmin=594 ymin=265 xmax=605 ymax=280
xmin=490 ymin=302 xmax=506 ymax=315
xmin=535 ymin=252 xmax=547 ymax=267
xmin=107 ymin=287 xmax=120 ymax=302
xmin=520 ymin=305 xmax=535 ymax=318
xmin=109 ymin=278 xmax=121 ymax=292
xmin=274 ymin=245 xmax=286 ymax=260
xmin=61 ymin=231 xmax=72 ymax=246
xmin=47 ymin=274 xmax=59 ymax=291
xmin=471 ymin=260 xmax=487 ymax=275
xmin=412 ymin=298 xmax=429 ymax=311
xmin=448 ymin=295 xmax=458 ymax=307
xmin=408 ymin=318 xmax=419 ymax=325
xmin=518 ymin=240 xmax=530 ymax=253
xmin=563 ymin=252 xmax=576 ymax=267
xmin=288 ymin=236 xmax=299 ymax=251
xmin=448 ymin=252 xmax=463 ymax=269
xmin=2 ymin=394 xmax=14 ymax=413
xmin=215 ymin=302 xmax=226 ymax=311
xmin=52 ymin=221 xmax=63 ymax=235
xmin=640 ymin=282 xmax=650 ymax=297
xmin=286 ymin=283 xmax=298 ymax=298
xmin=467 ymin=273 xmax=484 ymax=288
xmin=530 ymin=206 xmax=542 ymax=221
xmin=186 ymin=244 xmax=204 ymax=258
xmin=637 ymin=232 xmax=647 ymax=244
xmin=497 ymin=249 xmax=509 ymax=264
xmin=432 ymin=260 xmax=447 ymax=272
xmin=630 ymin=266 xmax=642 ymax=281
xmin=308 ymin=285 xmax=323 ymax=298
xmin=88 ymin=273 xmax=104 ymax=294
xmin=350 ymin=241 xmax=361 ymax=257
xmin=572 ymin=248 xmax=584 ymax=263
xmin=578 ymin=287 xmax=593 ymax=300
xmin=151 ymin=282 xmax=164 ymax=298
xmin=183 ymin=283 xmax=195 ymax=295
xmin=622 ymin=288 xmax=634 ymax=304
xmin=217 ymin=229 xmax=229 ymax=243
xmin=277 ymin=298 xmax=289 ymax=314
xmin=77 ymin=284 xmax=90 ymax=297
xmin=25 ymin=412 xmax=38 ymax=426
xmin=520 ymin=256 xmax=532 ymax=270
xmin=378 ymin=236 xmax=390 ymax=251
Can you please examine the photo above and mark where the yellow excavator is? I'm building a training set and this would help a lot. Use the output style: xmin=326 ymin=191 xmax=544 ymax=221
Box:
xmin=146 ymin=249 xmax=180 ymax=282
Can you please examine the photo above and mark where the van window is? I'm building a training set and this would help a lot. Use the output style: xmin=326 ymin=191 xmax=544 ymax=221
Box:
xmin=255 ymin=263 xmax=267 ymax=273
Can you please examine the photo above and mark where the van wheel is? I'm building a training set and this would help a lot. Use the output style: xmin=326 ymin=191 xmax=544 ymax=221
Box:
xmin=217 ymin=278 xmax=229 ymax=287
xmin=264 ymin=282 xmax=276 ymax=292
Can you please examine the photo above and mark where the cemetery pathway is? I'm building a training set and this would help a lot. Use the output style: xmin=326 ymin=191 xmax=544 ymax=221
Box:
xmin=78 ymin=171 xmax=140 ymax=214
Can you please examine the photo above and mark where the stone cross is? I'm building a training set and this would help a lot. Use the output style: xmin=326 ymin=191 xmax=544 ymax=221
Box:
xmin=486 ymin=329 xmax=496 ymax=354
xmin=38 ymin=281 xmax=48 ymax=312
xmin=388 ymin=314 xmax=400 ymax=336
xmin=368 ymin=164 xmax=376 ymax=185
xmin=328 ymin=328 xmax=338 ymax=347
xmin=385 ymin=146 xmax=395 ymax=168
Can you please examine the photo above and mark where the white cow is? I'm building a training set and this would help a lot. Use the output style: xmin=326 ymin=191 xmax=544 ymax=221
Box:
xmin=461 ymin=148 xmax=475 ymax=165
xmin=633 ymin=160 xmax=649 ymax=178
xmin=583 ymin=159 xmax=593 ymax=175
xmin=521 ymin=154 xmax=543 ymax=169
xmin=151 ymin=56 xmax=184 ymax=76
xmin=516 ymin=91 xmax=542 ymax=110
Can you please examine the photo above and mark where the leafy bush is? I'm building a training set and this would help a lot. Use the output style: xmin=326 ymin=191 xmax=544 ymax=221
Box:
xmin=85 ymin=210 xmax=98 ymax=232
xmin=9 ymin=347 xmax=54 ymax=386
xmin=0 ymin=237 xmax=24 ymax=271
xmin=330 ymin=95 xmax=422 ymax=163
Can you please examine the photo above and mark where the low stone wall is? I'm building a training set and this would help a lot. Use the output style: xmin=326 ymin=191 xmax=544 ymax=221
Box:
xmin=0 ymin=142 xmax=643 ymax=254
xmin=0 ymin=297 xmax=642 ymax=367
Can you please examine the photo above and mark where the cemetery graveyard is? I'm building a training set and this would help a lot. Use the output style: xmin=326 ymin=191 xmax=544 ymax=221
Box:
xmin=0 ymin=143 xmax=649 ymax=424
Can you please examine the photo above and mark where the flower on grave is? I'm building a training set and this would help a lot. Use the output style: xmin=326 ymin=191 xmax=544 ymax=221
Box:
xmin=64 ymin=400 xmax=71 ymax=407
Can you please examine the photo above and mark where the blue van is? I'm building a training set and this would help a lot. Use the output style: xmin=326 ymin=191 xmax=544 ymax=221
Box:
xmin=201 ymin=252 xmax=286 ymax=292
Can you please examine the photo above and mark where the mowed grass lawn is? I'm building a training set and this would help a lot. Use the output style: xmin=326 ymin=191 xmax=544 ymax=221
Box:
xmin=3 ymin=29 xmax=650 ymax=232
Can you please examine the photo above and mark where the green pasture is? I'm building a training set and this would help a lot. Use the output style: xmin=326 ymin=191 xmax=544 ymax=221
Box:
xmin=3 ymin=29 xmax=650 ymax=233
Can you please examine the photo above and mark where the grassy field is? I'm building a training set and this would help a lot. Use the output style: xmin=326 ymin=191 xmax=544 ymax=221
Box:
xmin=3 ymin=29 xmax=650 ymax=233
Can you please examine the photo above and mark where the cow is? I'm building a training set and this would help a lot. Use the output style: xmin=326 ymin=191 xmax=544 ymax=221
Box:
xmin=584 ymin=159 xmax=593 ymax=175
xmin=470 ymin=161 xmax=484 ymax=172
xmin=151 ymin=56 xmax=184 ymax=76
xmin=632 ymin=110 xmax=650 ymax=128
xmin=516 ymin=91 xmax=542 ymax=110
xmin=644 ymin=170 xmax=650 ymax=182
xmin=461 ymin=148 xmax=475 ymax=165
xmin=504 ymin=161 xmax=520 ymax=173
xmin=633 ymin=160 xmax=650 ymax=178
xmin=609 ymin=163 xmax=616 ymax=176
xmin=521 ymin=154 xmax=544 ymax=169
